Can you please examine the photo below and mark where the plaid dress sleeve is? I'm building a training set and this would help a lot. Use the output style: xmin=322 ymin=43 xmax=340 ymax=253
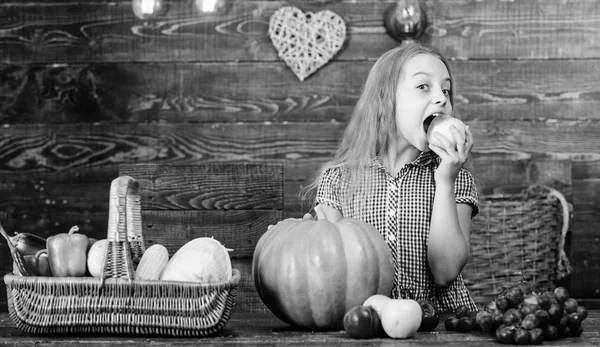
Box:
xmin=454 ymin=168 xmax=479 ymax=217
xmin=315 ymin=166 xmax=343 ymax=210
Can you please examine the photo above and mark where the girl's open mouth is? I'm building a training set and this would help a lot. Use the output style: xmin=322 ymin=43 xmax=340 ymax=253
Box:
xmin=423 ymin=113 xmax=446 ymax=133
xmin=423 ymin=115 xmax=438 ymax=134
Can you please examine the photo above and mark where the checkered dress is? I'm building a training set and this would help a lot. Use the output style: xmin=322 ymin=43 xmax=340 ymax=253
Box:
xmin=315 ymin=151 xmax=479 ymax=313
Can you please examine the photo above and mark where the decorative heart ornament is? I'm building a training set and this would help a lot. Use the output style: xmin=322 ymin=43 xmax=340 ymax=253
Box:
xmin=268 ymin=6 xmax=346 ymax=81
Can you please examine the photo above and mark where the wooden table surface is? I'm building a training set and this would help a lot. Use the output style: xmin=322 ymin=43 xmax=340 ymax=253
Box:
xmin=0 ymin=310 xmax=598 ymax=346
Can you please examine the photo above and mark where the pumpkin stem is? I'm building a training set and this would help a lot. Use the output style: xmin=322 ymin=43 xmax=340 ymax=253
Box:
xmin=314 ymin=205 xmax=343 ymax=223
xmin=314 ymin=205 xmax=326 ymax=220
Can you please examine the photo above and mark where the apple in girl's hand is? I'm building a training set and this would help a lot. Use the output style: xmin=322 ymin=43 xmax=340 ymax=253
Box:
xmin=380 ymin=299 xmax=422 ymax=338
xmin=426 ymin=114 xmax=467 ymax=149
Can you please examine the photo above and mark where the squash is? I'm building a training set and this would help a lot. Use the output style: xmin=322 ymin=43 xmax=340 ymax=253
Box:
xmin=87 ymin=239 xmax=108 ymax=278
xmin=160 ymin=237 xmax=232 ymax=283
xmin=135 ymin=244 xmax=169 ymax=280
xmin=252 ymin=211 xmax=394 ymax=330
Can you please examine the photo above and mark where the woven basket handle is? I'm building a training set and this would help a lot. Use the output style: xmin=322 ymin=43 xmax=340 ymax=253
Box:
xmin=546 ymin=188 xmax=572 ymax=279
xmin=101 ymin=175 xmax=146 ymax=282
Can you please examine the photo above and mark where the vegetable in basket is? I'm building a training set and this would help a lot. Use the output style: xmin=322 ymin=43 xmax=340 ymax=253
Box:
xmin=6 ymin=230 xmax=47 ymax=256
xmin=46 ymin=225 xmax=89 ymax=277
xmin=0 ymin=224 xmax=50 ymax=276
xmin=160 ymin=237 xmax=232 ymax=283
xmin=16 ymin=250 xmax=52 ymax=276
xmin=0 ymin=222 xmax=35 ymax=276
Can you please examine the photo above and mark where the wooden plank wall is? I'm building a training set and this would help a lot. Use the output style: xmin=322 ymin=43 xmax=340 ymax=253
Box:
xmin=0 ymin=0 xmax=599 ymax=310
xmin=118 ymin=163 xmax=284 ymax=312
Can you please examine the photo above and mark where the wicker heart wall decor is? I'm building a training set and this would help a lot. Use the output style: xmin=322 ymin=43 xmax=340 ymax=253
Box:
xmin=268 ymin=6 xmax=346 ymax=81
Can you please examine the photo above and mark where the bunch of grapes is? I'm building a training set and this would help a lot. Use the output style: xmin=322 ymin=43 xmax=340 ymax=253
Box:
xmin=444 ymin=285 xmax=588 ymax=344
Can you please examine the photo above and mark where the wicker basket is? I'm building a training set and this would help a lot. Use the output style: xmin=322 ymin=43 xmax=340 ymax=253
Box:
xmin=463 ymin=185 xmax=572 ymax=307
xmin=4 ymin=175 xmax=240 ymax=336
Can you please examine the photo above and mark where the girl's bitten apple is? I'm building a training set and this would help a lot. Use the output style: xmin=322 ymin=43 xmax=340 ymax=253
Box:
xmin=426 ymin=114 xmax=467 ymax=150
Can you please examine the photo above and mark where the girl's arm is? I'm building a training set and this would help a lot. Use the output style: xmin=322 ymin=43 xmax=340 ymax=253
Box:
xmin=427 ymin=182 xmax=472 ymax=286
xmin=427 ymin=125 xmax=474 ymax=286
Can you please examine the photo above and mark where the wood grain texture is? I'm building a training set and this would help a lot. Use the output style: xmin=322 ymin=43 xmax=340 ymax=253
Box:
xmin=119 ymin=163 xmax=283 ymax=210
xmin=139 ymin=210 xmax=281 ymax=259
xmin=1 ymin=122 xmax=599 ymax=176
xmin=1 ymin=0 xmax=599 ymax=63
xmin=2 ymin=60 xmax=600 ymax=124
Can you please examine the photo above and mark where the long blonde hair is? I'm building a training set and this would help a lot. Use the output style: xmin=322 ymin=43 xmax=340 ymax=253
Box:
xmin=301 ymin=42 xmax=455 ymax=212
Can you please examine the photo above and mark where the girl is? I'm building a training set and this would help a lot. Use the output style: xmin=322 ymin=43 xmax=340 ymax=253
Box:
xmin=302 ymin=42 xmax=478 ymax=312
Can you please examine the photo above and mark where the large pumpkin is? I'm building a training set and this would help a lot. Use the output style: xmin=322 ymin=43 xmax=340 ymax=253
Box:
xmin=252 ymin=212 xmax=394 ymax=330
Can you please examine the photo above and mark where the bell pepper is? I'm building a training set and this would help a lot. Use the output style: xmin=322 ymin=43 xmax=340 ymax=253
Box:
xmin=20 ymin=250 xmax=52 ymax=276
xmin=46 ymin=225 xmax=89 ymax=277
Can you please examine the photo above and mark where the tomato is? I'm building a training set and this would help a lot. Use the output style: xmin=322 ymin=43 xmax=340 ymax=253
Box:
xmin=484 ymin=300 xmax=497 ymax=313
xmin=557 ymin=325 xmax=571 ymax=339
xmin=444 ymin=316 xmax=459 ymax=331
xmin=547 ymin=303 xmax=563 ymax=324
xmin=544 ymin=324 xmax=558 ymax=341
xmin=343 ymin=305 xmax=382 ymax=339
xmin=475 ymin=310 xmax=493 ymax=332
xmin=417 ymin=299 xmax=439 ymax=332
xmin=505 ymin=287 xmax=524 ymax=307
xmin=521 ymin=313 xmax=539 ymax=330
xmin=502 ymin=308 xmax=522 ymax=326
xmin=538 ymin=292 xmax=554 ymax=310
xmin=492 ymin=311 xmax=505 ymax=327
xmin=495 ymin=296 xmax=510 ymax=311
xmin=514 ymin=327 xmax=530 ymax=345
xmin=522 ymin=293 xmax=540 ymax=306
xmin=534 ymin=310 xmax=549 ymax=329
xmin=557 ymin=316 xmax=571 ymax=338
xmin=454 ymin=304 xmax=470 ymax=318
xmin=495 ymin=325 xmax=515 ymax=344
xmin=577 ymin=306 xmax=588 ymax=320
xmin=564 ymin=298 xmax=579 ymax=314
xmin=456 ymin=316 xmax=473 ymax=332
xmin=529 ymin=328 xmax=545 ymax=344
xmin=570 ymin=324 xmax=584 ymax=337
xmin=568 ymin=312 xmax=583 ymax=329
xmin=553 ymin=287 xmax=569 ymax=305
xmin=520 ymin=303 xmax=539 ymax=317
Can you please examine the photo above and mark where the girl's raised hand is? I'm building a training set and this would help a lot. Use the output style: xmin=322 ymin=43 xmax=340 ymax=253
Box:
xmin=428 ymin=125 xmax=473 ymax=184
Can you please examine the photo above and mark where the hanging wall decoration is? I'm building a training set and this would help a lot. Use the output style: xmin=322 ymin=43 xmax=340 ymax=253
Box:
xmin=268 ymin=6 xmax=346 ymax=81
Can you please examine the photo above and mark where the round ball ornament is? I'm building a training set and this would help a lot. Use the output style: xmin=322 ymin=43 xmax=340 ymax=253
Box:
xmin=384 ymin=0 xmax=427 ymax=42
xmin=132 ymin=0 xmax=165 ymax=20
